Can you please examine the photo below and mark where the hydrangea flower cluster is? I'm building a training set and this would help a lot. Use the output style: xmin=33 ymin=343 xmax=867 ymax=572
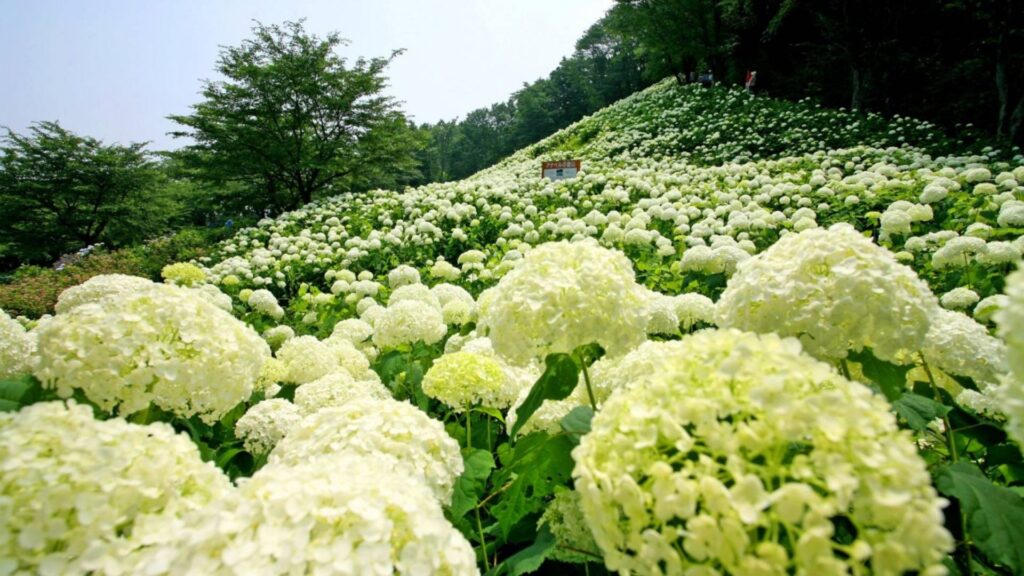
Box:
xmin=53 ymin=273 xmax=155 ymax=314
xmin=717 ymin=224 xmax=937 ymax=363
xmin=34 ymin=284 xmax=270 ymax=423
xmin=123 ymin=452 xmax=478 ymax=575
xmin=422 ymin=350 xmax=519 ymax=411
xmin=371 ymin=300 xmax=447 ymax=349
xmin=292 ymin=370 xmax=391 ymax=416
xmin=573 ymin=329 xmax=952 ymax=575
xmin=0 ymin=401 xmax=231 ymax=575
xmin=160 ymin=262 xmax=206 ymax=286
xmin=995 ymin=265 xmax=1024 ymax=449
xmin=233 ymin=398 xmax=302 ymax=455
xmin=477 ymin=239 xmax=648 ymax=364
xmin=0 ymin=308 xmax=35 ymax=378
xmin=269 ymin=398 xmax=463 ymax=504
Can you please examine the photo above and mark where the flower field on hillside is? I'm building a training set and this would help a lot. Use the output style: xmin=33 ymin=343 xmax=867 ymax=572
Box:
xmin=3 ymin=81 xmax=1024 ymax=575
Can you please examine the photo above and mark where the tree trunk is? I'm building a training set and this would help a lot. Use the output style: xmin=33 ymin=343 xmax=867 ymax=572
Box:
xmin=851 ymin=66 xmax=866 ymax=111
xmin=996 ymin=33 xmax=1010 ymax=140
xmin=1010 ymin=94 xmax=1024 ymax=146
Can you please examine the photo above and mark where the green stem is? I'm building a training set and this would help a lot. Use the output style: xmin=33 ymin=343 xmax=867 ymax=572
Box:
xmin=919 ymin=352 xmax=973 ymax=576
xmin=475 ymin=507 xmax=490 ymax=570
xmin=577 ymin=351 xmax=598 ymax=411
xmin=839 ymin=359 xmax=852 ymax=381
xmin=466 ymin=413 xmax=472 ymax=449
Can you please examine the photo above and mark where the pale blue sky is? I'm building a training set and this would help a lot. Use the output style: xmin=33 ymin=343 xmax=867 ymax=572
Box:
xmin=0 ymin=0 xmax=613 ymax=150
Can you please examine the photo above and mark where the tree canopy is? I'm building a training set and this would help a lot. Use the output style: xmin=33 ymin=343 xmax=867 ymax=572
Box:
xmin=170 ymin=20 xmax=423 ymax=213
xmin=0 ymin=122 xmax=168 ymax=266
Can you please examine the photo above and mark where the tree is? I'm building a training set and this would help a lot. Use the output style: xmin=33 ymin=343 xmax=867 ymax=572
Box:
xmin=0 ymin=122 xmax=167 ymax=266
xmin=170 ymin=20 xmax=422 ymax=213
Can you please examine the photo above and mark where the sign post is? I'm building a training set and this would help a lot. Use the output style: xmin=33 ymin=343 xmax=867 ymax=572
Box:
xmin=541 ymin=160 xmax=581 ymax=180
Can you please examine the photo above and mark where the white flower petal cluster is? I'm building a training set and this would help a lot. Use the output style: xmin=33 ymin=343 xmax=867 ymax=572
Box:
xmin=574 ymin=329 xmax=952 ymax=575
xmin=478 ymin=239 xmax=648 ymax=364
xmin=922 ymin=309 xmax=1007 ymax=388
xmin=275 ymin=335 xmax=343 ymax=384
xmin=293 ymin=371 xmax=391 ymax=416
xmin=995 ymin=265 xmax=1024 ymax=450
xmin=371 ymin=300 xmax=447 ymax=349
xmin=234 ymin=398 xmax=301 ymax=455
xmin=34 ymin=284 xmax=270 ymax=423
xmin=940 ymin=287 xmax=980 ymax=310
xmin=422 ymin=350 xmax=519 ymax=411
xmin=674 ymin=293 xmax=716 ymax=331
xmin=124 ymin=452 xmax=478 ymax=575
xmin=0 ymin=401 xmax=231 ymax=575
xmin=269 ymin=398 xmax=463 ymax=504
xmin=245 ymin=288 xmax=284 ymax=320
xmin=54 ymin=273 xmax=155 ymax=314
xmin=717 ymin=224 xmax=937 ymax=363
xmin=0 ymin=308 xmax=35 ymax=378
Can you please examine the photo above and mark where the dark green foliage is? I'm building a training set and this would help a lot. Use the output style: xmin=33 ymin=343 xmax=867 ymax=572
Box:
xmin=0 ymin=122 xmax=171 ymax=267
xmin=169 ymin=20 xmax=424 ymax=213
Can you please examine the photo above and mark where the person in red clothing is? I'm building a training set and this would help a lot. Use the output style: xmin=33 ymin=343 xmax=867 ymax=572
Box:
xmin=745 ymin=70 xmax=757 ymax=92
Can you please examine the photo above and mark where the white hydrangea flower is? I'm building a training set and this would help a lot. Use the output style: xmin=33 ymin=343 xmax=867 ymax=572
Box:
xmin=262 ymin=324 xmax=295 ymax=350
xmin=673 ymin=293 xmax=716 ymax=331
xmin=644 ymin=290 xmax=680 ymax=336
xmin=995 ymin=265 xmax=1024 ymax=450
xmin=0 ymin=308 xmax=35 ymax=378
xmin=573 ymin=329 xmax=952 ymax=575
xmin=477 ymin=239 xmax=648 ymax=364
xmin=717 ymin=224 xmax=937 ymax=363
xmin=422 ymin=350 xmax=520 ymax=411
xmin=123 ymin=452 xmax=477 ymax=575
xmin=54 ymin=273 xmax=155 ymax=314
xmin=1 ymin=401 xmax=231 ymax=575
xmin=234 ymin=398 xmax=301 ymax=455
xmin=293 ymin=371 xmax=391 ymax=416
xmin=940 ymin=287 xmax=980 ymax=310
xmin=330 ymin=318 xmax=374 ymax=343
xmin=34 ymin=284 xmax=270 ymax=423
xmin=371 ymin=300 xmax=447 ymax=349
xmin=275 ymin=335 xmax=343 ymax=385
xmin=245 ymin=288 xmax=285 ymax=320
xmin=387 ymin=264 xmax=421 ymax=288
xmin=269 ymin=399 xmax=463 ymax=504
xmin=388 ymin=283 xmax=441 ymax=310
xmin=922 ymin=308 xmax=1007 ymax=388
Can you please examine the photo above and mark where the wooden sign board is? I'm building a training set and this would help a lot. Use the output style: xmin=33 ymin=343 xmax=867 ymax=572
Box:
xmin=541 ymin=160 xmax=581 ymax=180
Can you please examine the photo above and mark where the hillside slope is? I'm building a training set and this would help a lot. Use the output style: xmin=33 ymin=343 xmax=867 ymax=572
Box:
xmin=198 ymin=79 xmax=1022 ymax=322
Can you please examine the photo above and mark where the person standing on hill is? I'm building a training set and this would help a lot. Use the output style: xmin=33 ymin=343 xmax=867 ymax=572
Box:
xmin=745 ymin=70 xmax=757 ymax=92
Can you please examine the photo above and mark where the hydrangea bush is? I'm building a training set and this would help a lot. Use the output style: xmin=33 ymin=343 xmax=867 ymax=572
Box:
xmin=3 ymin=79 xmax=1023 ymax=574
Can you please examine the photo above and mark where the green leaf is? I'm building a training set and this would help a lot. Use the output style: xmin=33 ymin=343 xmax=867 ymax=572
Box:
xmin=892 ymin=393 xmax=951 ymax=432
xmin=848 ymin=348 xmax=910 ymax=401
xmin=449 ymin=448 xmax=495 ymax=521
xmin=491 ymin=433 xmax=575 ymax=540
xmin=490 ymin=525 xmax=556 ymax=576
xmin=935 ymin=462 xmax=1024 ymax=573
xmin=560 ymin=405 xmax=594 ymax=445
xmin=509 ymin=354 xmax=579 ymax=439
xmin=474 ymin=406 xmax=506 ymax=423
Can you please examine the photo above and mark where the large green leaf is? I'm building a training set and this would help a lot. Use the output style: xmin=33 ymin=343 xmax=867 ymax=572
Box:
xmin=489 ymin=525 xmax=556 ymax=576
xmin=935 ymin=462 xmax=1024 ymax=573
xmin=892 ymin=392 xmax=951 ymax=432
xmin=491 ymin=433 xmax=575 ymax=540
xmin=450 ymin=448 xmax=495 ymax=521
xmin=848 ymin=348 xmax=910 ymax=401
xmin=508 ymin=354 xmax=579 ymax=439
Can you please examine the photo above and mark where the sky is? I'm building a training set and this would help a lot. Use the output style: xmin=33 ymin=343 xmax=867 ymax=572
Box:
xmin=0 ymin=0 xmax=614 ymax=151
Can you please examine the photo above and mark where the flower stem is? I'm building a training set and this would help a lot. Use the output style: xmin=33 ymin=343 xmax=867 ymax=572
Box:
xmin=578 ymin=352 xmax=598 ymax=411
